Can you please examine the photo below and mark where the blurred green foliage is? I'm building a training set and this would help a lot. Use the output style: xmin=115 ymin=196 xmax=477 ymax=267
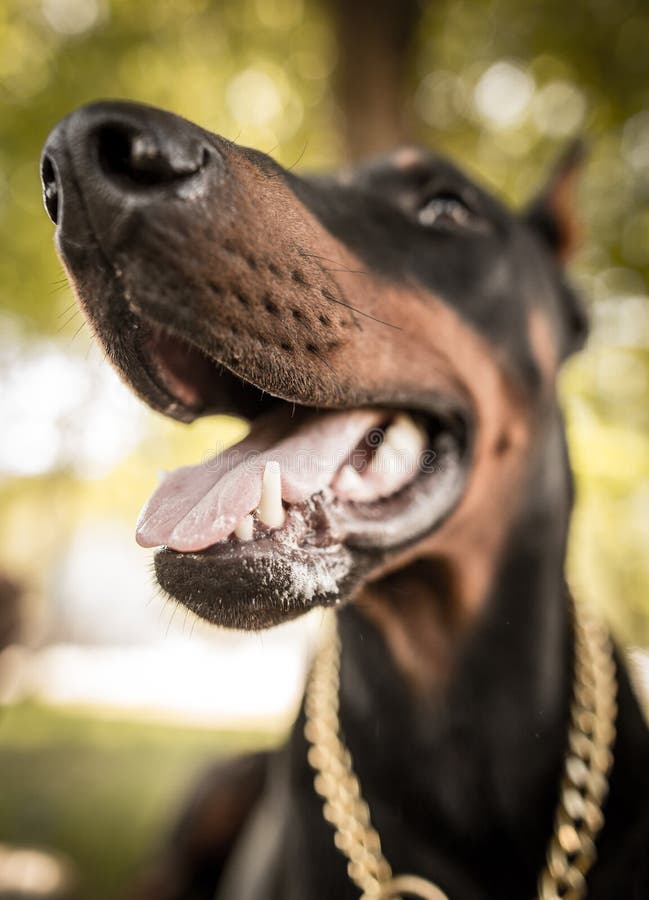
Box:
xmin=0 ymin=703 xmax=275 ymax=898
xmin=0 ymin=0 xmax=648 ymax=642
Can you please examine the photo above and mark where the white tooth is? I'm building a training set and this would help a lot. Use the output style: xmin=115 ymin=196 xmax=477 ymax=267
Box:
xmin=234 ymin=514 xmax=254 ymax=541
xmin=157 ymin=470 xmax=168 ymax=484
xmin=368 ymin=415 xmax=425 ymax=485
xmin=335 ymin=464 xmax=365 ymax=495
xmin=369 ymin=441 xmax=400 ymax=476
xmin=334 ymin=464 xmax=377 ymax=502
xmin=258 ymin=461 xmax=284 ymax=528
xmin=384 ymin=414 xmax=426 ymax=455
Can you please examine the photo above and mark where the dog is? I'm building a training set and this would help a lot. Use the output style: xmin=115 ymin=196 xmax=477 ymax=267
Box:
xmin=41 ymin=101 xmax=649 ymax=899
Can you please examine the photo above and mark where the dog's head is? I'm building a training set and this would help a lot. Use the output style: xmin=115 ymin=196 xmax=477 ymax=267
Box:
xmin=41 ymin=101 xmax=586 ymax=632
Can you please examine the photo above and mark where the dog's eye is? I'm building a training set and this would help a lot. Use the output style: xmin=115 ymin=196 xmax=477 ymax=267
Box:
xmin=418 ymin=193 xmax=473 ymax=229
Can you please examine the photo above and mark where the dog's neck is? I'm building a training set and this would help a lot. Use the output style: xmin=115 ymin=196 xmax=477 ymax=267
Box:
xmin=335 ymin=409 xmax=573 ymax=877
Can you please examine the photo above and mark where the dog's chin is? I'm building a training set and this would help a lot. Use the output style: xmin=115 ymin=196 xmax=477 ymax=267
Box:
xmin=154 ymin=541 xmax=358 ymax=631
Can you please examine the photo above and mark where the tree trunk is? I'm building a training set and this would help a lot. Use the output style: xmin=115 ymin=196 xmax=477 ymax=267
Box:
xmin=325 ymin=0 xmax=422 ymax=162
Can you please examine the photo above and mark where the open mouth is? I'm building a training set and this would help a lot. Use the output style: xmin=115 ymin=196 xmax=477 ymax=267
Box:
xmin=131 ymin=320 xmax=471 ymax=627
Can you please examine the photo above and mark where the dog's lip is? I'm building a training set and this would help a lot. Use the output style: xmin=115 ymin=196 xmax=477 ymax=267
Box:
xmin=154 ymin=537 xmax=358 ymax=630
xmin=134 ymin=313 xmax=474 ymax=432
xmin=135 ymin=321 xmax=221 ymax=418
xmin=132 ymin=311 xmax=293 ymax=421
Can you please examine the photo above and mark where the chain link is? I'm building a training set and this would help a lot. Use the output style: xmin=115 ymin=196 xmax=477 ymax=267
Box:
xmin=537 ymin=599 xmax=617 ymax=900
xmin=305 ymin=597 xmax=617 ymax=900
xmin=305 ymin=619 xmax=394 ymax=896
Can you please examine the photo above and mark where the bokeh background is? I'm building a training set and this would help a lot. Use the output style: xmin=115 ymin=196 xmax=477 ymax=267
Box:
xmin=1 ymin=0 xmax=648 ymax=896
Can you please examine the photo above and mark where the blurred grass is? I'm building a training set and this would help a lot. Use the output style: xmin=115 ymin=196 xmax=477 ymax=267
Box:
xmin=0 ymin=703 xmax=279 ymax=899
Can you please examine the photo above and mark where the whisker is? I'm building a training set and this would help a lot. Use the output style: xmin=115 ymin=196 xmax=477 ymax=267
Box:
xmin=166 ymin=600 xmax=180 ymax=637
xmin=265 ymin=141 xmax=309 ymax=180
xmin=299 ymin=251 xmax=370 ymax=277
xmin=323 ymin=266 xmax=371 ymax=277
xmin=321 ymin=291 xmax=401 ymax=331
xmin=226 ymin=128 xmax=243 ymax=146
xmin=55 ymin=300 xmax=77 ymax=318
xmin=311 ymin=347 xmax=335 ymax=373
xmin=70 ymin=320 xmax=87 ymax=343
xmin=285 ymin=141 xmax=308 ymax=173
xmin=56 ymin=308 xmax=81 ymax=333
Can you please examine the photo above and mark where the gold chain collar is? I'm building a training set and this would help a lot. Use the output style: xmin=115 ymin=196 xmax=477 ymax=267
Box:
xmin=305 ymin=598 xmax=617 ymax=900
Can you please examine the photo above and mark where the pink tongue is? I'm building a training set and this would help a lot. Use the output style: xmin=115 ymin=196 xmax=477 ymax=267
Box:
xmin=136 ymin=408 xmax=384 ymax=552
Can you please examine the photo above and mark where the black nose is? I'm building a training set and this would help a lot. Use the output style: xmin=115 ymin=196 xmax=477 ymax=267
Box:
xmin=41 ymin=101 xmax=214 ymax=229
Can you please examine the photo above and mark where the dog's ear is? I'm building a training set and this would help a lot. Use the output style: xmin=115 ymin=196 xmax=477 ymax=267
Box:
xmin=524 ymin=139 xmax=587 ymax=263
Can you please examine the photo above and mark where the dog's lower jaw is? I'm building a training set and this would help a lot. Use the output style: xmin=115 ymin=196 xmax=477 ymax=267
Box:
xmin=153 ymin=541 xmax=361 ymax=631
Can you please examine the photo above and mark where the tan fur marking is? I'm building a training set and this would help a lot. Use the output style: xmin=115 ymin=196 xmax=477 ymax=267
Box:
xmin=550 ymin=165 xmax=582 ymax=262
xmin=392 ymin=147 xmax=426 ymax=170
xmin=359 ymin=560 xmax=460 ymax=691
xmin=529 ymin=308 xmax=558 ymax=383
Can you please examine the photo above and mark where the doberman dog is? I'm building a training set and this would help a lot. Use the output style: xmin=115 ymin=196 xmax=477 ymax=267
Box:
xmin=41 ymin=101 xmax=649 ymax=899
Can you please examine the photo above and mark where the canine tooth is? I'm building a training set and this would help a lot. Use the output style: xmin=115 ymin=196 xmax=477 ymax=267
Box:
xmin=258 ymin=461 xmax=284 ymax=528
xmin=369 ymin=415 xmax=424 ymax=482
xmin=234 ymin=515 xmax=254 ymax=541
xmin=335 ymin=464 xmax=365 ymax=494
xmin=369 ymin=441 xmax=400 ymax=476
xmin=384 ymin=414 xmax=426 ymax=455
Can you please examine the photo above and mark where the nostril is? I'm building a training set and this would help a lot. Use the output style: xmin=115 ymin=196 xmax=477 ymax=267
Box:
xmin=96 ymin=123 xmax=134 ymax=178
xmin=41 ymin=155 xmax=60 ymax=225
xmin=95 ymin=122 xmax=208 ymax=189
xmin=96 ymin=123 xmax=161 ymax=187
